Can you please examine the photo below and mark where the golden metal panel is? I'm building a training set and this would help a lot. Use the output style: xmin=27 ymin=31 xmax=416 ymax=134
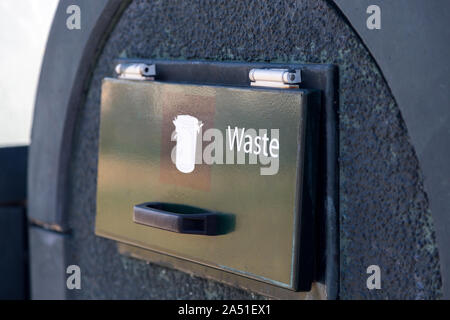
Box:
xmin=96 ymin=78 xmax=314 ymax=290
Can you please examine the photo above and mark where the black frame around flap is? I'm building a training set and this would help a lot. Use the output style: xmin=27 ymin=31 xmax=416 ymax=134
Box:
xmin=113 ymin=58 xmax=339 ymax=298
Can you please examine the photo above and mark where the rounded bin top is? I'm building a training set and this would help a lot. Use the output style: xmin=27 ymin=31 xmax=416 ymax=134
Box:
xmin=173 ymin=115 xmax=203 ymax=132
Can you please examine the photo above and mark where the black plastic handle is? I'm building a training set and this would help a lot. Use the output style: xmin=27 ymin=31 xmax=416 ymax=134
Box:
xmin=133 ymin=202 xmax=234 ymax=235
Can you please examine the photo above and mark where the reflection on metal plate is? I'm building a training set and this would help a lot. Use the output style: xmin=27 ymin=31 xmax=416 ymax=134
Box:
xmin=95 ymin=78 xmax=320 ymax=290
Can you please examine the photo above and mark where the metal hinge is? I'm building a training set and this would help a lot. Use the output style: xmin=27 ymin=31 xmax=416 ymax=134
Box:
xmin=249 ymin=68 xmax=301 ymax=88
xmin=115 ymin=63 xmax=156 ymax=80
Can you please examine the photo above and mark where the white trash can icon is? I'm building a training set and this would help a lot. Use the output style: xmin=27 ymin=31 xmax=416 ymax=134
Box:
xmin=173 ymin=115 xmax=203 ymax=173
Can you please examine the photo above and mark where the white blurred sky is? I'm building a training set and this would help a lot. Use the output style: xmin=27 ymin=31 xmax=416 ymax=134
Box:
xmin=0 ymin=0 xmax=59 ymax=146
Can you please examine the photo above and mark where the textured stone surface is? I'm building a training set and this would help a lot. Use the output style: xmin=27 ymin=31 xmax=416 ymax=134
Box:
xmin=66 ymin=0 xmax=441 ymax=299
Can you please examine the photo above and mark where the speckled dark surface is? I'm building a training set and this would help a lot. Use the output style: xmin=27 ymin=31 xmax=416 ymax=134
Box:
xmin=65 ymin=0 xmax=442 ymax=299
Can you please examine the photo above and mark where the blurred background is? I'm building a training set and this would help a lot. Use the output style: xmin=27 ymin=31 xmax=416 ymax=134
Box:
xmin=0 ymin=0 xmax=57 ymax=300
xmin=0 ymin=0 xmax=58 ymax=147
